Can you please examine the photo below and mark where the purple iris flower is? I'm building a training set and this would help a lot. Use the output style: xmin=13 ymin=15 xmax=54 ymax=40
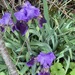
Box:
xmin=27 ymin=52 xmax=55 ymax=68
xmin=26 ymin=52 xmax=55 ymax=75
xmin=13 ymin=21 xmax=28 ymax=36
xmin=14 ymin=1 xmax=40 ymax=22
xmin=14 ymin=1 xmax=46 ymax=28
xmin=0 ymin=12 xmax=13 ymax=31
xmin=37 ymin=52 xmax=56 ymax=68
xmin=0 ymin=10 xmax=28 ymax=36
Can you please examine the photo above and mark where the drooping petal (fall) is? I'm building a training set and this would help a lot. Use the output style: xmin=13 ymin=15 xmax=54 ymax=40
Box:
xmin=37 ymin=52 xmax=56 ymax=68
xmin=15 ymin=21 xmax=28 ymax=36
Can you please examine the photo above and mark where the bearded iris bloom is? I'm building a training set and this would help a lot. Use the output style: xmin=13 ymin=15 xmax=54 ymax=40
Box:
xmin=26 ymin=52 xmax=55 ymax=75
xmin=14 ymin=1 xmax=42 ymax=35
xmin=0 ymin=12 xmax=28 ymax=35
xmin=37 ymin=52 xmax=55 ymax=68
xmin=15 ymin=1 xmax=46 ymax=28
xmin=0 ymin=12 xmax=13 ymax=31
xmin=14 ymin=1 xmax=40 ymax=22
xmin=15 ymin=1 xmax=46 ymax=27
xmin=27 ymin=52 xmax=55 ymax=68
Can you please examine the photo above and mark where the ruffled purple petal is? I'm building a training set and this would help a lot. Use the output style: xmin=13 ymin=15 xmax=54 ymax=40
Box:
xmin=0 ymin=12 xmax=11 ymax=25
xmin=14 ymin=9 xmax=28 ymax=21
xmin=25 ymin=7 xmax=40 ymax=19
xmin=14 ymin=1 xmax=40 ymax=21
xmin=26 ymin=57 xmax=35 ymax=67
xmin=15 ymin=21 xmax=28 ymax=36
xmin=23 ymin=1 xmax=40 ymax=18
xmin=37 ymin=52 xmax=56 ymax=68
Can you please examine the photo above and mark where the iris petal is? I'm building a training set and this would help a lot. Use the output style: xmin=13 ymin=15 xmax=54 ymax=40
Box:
xmin=14 ymin=1 xmax=40 ymax=22
xmin=37 ymin=52 xmax=56 ymax=68
xmin=27 ymin=57 xmax=35 ymax=67
xmin=15 ymin=21 xmax=28 ymax=36
xmin=0 ymin=12 xmax=12 ymax=25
